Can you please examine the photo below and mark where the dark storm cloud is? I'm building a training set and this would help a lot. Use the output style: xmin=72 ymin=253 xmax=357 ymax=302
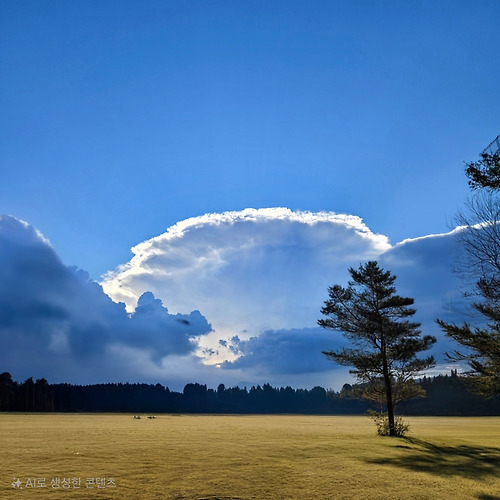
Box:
xmin=220 ymin=328 xmax=348 ymax=374
xmin=0 ymin=215 xmax=212 ymax=383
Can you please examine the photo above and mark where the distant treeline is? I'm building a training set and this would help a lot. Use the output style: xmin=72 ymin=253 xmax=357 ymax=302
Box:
xmin=1 ymin=371 xmax=499 ymax=415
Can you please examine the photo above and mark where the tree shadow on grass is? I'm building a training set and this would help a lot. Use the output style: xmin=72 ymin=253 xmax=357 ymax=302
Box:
xmin=365 ymin=437 xmax=500 ymax=480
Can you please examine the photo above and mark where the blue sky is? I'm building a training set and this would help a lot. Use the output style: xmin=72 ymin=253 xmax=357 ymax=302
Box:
xmin=0 ymin=1 xmax=499 ymax=389
xmin=2 ymin=0 xmax=499 ymax=279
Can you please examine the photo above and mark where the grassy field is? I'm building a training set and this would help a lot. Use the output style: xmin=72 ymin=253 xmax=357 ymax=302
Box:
xmin=0 ymin=414 xmax=499 ymax=500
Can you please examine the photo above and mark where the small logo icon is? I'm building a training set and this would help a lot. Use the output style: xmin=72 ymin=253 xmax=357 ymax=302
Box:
xmin=12 ymin=478 xmax=23 ymax=489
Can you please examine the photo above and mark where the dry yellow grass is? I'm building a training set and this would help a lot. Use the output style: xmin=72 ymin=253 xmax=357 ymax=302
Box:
xmin=0 ymin=414 xmax=498 ymax=499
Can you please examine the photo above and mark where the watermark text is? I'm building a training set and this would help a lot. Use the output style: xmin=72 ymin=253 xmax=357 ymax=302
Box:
xmin=12 ymin=477 xmax=116 ymax=489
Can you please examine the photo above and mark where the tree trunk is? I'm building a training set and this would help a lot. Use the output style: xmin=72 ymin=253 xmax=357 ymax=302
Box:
xmin=385 ymin=383 xmax=395 ymax=435
xmin=382 ymin=353 xmax=395 ymax=436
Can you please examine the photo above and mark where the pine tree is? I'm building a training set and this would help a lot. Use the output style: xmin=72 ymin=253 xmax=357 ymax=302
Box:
xmin=437 ymin=300 xmax=500 ymax=396
xmin=318 ymin=261 xmax=436 ymax=436
xmin=465 ymin=151 xmax=500 ymax=190
xmin=437 ymin=146 xmax=500 ymax=396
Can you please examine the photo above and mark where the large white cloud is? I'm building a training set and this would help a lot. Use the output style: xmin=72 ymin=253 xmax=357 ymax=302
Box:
xmin=102 ymin=208 xmax=391 ymax=343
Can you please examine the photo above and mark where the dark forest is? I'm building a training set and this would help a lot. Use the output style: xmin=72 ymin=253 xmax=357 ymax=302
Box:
xmin=1 ymin=371 xmax=499 ymax=416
